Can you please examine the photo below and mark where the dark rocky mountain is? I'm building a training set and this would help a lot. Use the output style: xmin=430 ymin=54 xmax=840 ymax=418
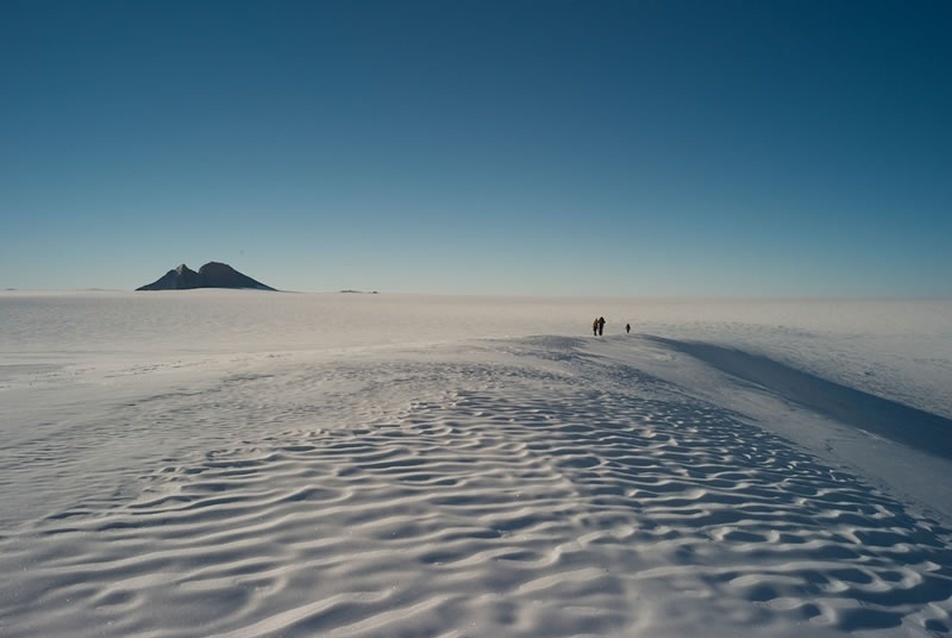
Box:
xmin=136 ymin=262 xmax=277 ymax=291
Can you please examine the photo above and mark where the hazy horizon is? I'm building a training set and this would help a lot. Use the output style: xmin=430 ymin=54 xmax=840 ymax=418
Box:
xmin=6 ymin=285 xmax=952 ymax=301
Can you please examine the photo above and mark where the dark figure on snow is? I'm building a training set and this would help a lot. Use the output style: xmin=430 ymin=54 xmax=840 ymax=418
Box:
xmin=592 ymin=317 xmax=599 ymax=336
xmin=626 ymin=323 xmax=631 ymax=334
xmin=597 ymin=316 xmax=605 ymax=336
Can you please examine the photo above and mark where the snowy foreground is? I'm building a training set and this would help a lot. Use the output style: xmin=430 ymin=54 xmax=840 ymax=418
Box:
xmin=2 ymin=291 xmax=951 ymax=638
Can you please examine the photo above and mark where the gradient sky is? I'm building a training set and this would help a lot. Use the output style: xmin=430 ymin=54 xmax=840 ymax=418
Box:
xmin=2 ymin=0 xmax=949 ymax=296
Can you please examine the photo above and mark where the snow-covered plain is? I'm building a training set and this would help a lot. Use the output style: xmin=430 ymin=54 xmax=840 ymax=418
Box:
xmin=2 ymin=290 xmax=951 ymax=637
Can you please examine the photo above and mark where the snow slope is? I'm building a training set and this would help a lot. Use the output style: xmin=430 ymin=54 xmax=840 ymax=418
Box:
xmin=1 ymin=291 xmax=950 ymax=637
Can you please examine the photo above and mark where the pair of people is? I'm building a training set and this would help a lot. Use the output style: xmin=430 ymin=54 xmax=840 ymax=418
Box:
xmin=592 ymin=316 xmax=605 ymax=336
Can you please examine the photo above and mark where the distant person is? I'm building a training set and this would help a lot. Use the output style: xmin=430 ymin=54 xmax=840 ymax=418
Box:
xmin=593 ymin=317 xmax=599 ymax=336
xmin=626 ymin=323 xmax=631 ymax=334
xmin=597 ymin=316 xmax=605 ymax=336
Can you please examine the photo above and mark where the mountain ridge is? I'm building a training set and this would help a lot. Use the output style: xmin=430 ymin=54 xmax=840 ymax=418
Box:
xmin=136 ymin=262 xmax=277 ymax=291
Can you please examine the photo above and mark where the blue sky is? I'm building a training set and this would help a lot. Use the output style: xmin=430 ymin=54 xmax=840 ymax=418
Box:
xmin=2 ymin=0 xmax=949 ymax=296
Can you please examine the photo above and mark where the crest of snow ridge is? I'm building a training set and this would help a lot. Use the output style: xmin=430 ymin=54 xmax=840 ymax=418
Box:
xmin=136 ymin=262 xmax=277 ymax=291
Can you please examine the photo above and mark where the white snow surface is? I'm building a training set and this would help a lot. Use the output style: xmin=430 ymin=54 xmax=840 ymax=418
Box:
xmin=2 ymin=290 xmax=951 ymax=637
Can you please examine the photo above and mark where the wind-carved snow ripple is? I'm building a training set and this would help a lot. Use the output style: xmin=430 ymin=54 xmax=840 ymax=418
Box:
xmin=1 ymin=352 xmax=951 ymax=637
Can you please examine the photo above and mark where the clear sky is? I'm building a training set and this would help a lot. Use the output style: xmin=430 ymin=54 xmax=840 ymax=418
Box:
xmin=2 ymin=0 xmax=949 ymax=296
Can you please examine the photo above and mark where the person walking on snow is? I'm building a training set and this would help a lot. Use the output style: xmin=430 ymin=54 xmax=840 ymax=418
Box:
xmin=593 ymin=317 xmax=599 ymax=336
xmin=597 ymin=316 xmax=605 ymax=336
xmin=626 ymin=323 xmax=631 ymax=334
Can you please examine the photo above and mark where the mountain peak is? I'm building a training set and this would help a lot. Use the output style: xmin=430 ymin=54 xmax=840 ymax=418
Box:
xmin=137 ymin=262 xmax=277 ymax=291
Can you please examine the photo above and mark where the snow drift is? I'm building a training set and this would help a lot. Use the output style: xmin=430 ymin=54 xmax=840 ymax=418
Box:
xmin=1 ymin=291 xmax=950 ymax=637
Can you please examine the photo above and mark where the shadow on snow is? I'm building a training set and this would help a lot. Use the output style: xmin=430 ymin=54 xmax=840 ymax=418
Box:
xmin=646 ymin=336 xmax=952 ymax=462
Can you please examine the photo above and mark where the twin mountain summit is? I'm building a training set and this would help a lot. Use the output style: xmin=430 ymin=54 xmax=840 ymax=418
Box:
xmin=137 ymin=262 xmax=277 ymax=291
